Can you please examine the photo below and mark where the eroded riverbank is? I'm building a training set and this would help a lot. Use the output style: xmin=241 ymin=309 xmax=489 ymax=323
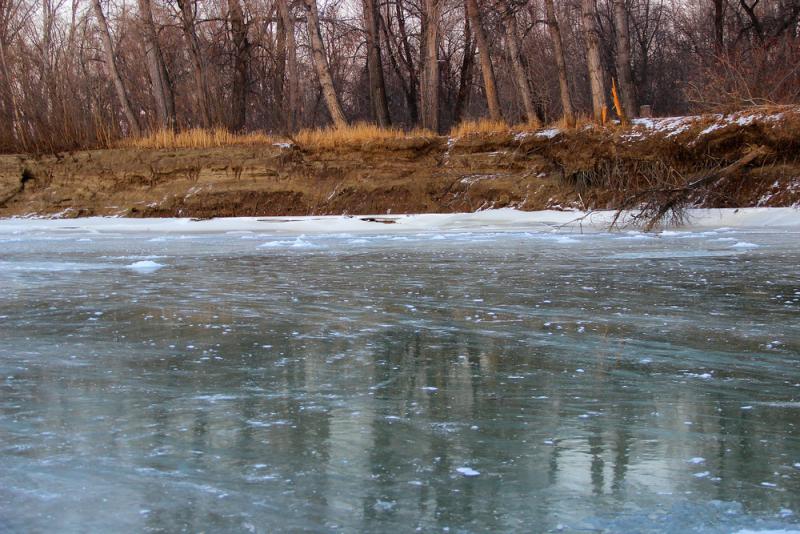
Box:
xmin=1 ymin=110 xmax=799 ymax=219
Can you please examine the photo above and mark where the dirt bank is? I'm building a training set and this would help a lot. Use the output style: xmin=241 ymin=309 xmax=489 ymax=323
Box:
xmin=1 ymin=109 xmax=799 ymax=219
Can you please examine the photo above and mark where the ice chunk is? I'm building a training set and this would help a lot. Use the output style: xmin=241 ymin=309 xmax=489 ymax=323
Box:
xmin=456 ymin=467 xmax=480 ymax=477
xmin=126 ymin=260 xmax=164 ymax=272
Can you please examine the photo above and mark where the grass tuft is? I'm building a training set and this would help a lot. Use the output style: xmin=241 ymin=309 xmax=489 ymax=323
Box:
xmin=122 ymin=128 xmax=277 ymax=150
xmin=449 ymin=119 xmax=509 ymax=138
xmin=549 ymin=114 xmax=595 ymax=130
xmin=293 ymin=122 xmax=435 ymax=149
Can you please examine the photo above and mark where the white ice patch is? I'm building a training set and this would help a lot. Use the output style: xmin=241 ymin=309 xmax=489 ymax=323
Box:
xmin=761 ymin=402 xmax=800 ymax=409
xmin=617 ymin=232 xmax=652 ymax=240
xmin=259 ymin=236 xmax=322 ymax=249
xmin=685 ymin=372 xmax=713 ymax=379
xmin=456 ymin=467 xmax=480 ymax=477
xmin=731 ymin=241 xmax=759 ymax=249
xmin=193 ymin=394 xmax=238 ymax=402
xmin=0 ymin=260 xmax=116 ymax=272
xmin=126 ymin=260 xmax=164 ymax=272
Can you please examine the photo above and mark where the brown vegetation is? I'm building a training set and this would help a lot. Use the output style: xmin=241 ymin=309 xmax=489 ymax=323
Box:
xmin=121 ymin=129 xmax=278 ymax=150
xmin=293 ymin=123 xmax=436 ymax=150
xmin=2 ymin=110 xmax=798 ymax=226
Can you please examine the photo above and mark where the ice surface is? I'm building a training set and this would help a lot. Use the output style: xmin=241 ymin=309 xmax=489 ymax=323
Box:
xmin=3 ymin=207 xmax=800 ymax=238
xmin=1 ymin=212 xmax=799 ymax=533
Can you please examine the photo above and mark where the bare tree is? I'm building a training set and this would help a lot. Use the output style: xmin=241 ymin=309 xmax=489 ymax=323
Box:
xmin=227 ymin=0 xmax=249 ymax=131
xmin=613 ymin=0 xmax=637 ymax=118
xmin=92 ymin=0 xmax=140 ymax=135
xmin=137 ymin=0 xmax=175 ymax=130
xmin=381 ymin=0 xmax=418 ymax=124
xmin=277 ymin=0 xmax=298 ymax=132
xmin=453 ymin=9 xmax=474 ymax=124
xmin=465 ymin=0 xmax=501 ymax=121
xmin=420 ymin=0 xmax=440 ymax=131
xmin=364 ymin=0 xmax=390 ymax=126
xmin=544 ymin=0 xmax=575 ymax=125
xmin=0 ymin=0 xmax=798 ymax=154
xmin=304 ymin=0 xmax=347 ymax=127
xmin=177 ymin=0 xmax=212 ymax=127
xmin=581 ymin=0 xmax=606 ymax=121
xmin=712 ymin=0 xmax=725 ymax=52
xmin=504 ymin=11 xmax=536 ymax=123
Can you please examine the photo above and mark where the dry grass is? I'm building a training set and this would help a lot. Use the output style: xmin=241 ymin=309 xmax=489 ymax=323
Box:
xmin=449 ymin=119 xmax=510 ymax=137
xmin=293 ymin=122 xmax=435 ymax=149
xmin=122 ymin=128 xmax=278 ymax=150
xmin=549 ymin=114 xmax=595 ymax=130
xmin=511 ymin=118 xmax=543 ymax=132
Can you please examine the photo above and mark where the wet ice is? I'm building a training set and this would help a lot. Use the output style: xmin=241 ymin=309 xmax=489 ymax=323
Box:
xmin=0 ymin=220 xmax=799 ymax=532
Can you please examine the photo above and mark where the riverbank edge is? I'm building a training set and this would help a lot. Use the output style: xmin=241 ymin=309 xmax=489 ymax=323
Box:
xmin=2 ymin=208 xmax=799 ymax=235
xmin=1 ymin=108 xmax=799 ymax=220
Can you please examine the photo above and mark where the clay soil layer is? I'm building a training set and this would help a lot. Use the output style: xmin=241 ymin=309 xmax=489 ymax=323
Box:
xmin=1 ymin=111 xmax=799 ymax=219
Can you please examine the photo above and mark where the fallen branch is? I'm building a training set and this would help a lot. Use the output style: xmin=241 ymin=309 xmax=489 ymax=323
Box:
xmin=612 ymin=145 xmax=772 ymax=231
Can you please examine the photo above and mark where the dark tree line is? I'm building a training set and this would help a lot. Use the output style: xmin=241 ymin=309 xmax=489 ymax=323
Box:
xmin=0 ymin=0 xmax=798 ymax=151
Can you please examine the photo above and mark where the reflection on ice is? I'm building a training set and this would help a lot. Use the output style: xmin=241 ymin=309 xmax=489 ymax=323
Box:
xmin=0 ymin=218 xmax=799 ymax=532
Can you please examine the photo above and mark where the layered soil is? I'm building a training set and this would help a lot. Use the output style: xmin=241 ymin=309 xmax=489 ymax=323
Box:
xmin=1 ymin=110 xmax=799 ymax=219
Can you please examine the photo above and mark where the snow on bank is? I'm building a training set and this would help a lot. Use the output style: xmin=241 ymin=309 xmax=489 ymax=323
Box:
xmin=1 ymin=208 xmax=798 ymax=236
xmin=631 ymin=109 xmax=788 ymax=139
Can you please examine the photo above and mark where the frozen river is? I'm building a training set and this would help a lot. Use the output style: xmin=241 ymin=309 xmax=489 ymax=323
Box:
xmin=1 ymin=212 xmax=799 ymax=533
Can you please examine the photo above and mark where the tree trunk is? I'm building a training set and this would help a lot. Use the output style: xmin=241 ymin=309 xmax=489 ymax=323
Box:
xmin=0 ymin=38 xmax=26 ymax=149
xmin=41 ymin=0 xmax=53 ymax=117
xmin=137 ymin=0 xmax=175 ymax=130
xmin=504 ymin=14 xmax=536 ymax=123
xmin=612 ymin=0 xmax=637 ymax=118
xmin=227 ymin=0 xmax=249 ymax=131
xmin=303 ymin=0 xmax=347 ymax=127
xmin=91 ymin=0 xmax=141 ymax=136
xmin=277 ymin=0 xmax=298 ymax=132
xmin=177 ymin=0 xmax=212 ymax=128
xmin=392 ymin=0 xmax=419 ymax=124
xmin=713 ymin=0 xmax=725 ymax=52
xmin=465 ymin=0 xmax=501 ymax=121
xmin=544 ymin=0 xmax=574 ymax=126
xmin=453 ymin=11 xmax=474 ymax=125
xmin=739 ymin=0 xmax=763 ymax=42
xmin=581 ymin=0 xmax=606 ymax=122
xmin=364 ymin=0 xmax=390 ymax=126
xmin=276 ymin=5 xmax=286 ymax=107
xmin=420 ymin=0 xmax=440 ymax=131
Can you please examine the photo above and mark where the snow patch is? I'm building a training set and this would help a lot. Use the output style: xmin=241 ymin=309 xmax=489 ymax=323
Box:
xmin=125 ymin=260 xmax=164 ymax=272
xmin=535 ymin=128 xmax=561 ymax=139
